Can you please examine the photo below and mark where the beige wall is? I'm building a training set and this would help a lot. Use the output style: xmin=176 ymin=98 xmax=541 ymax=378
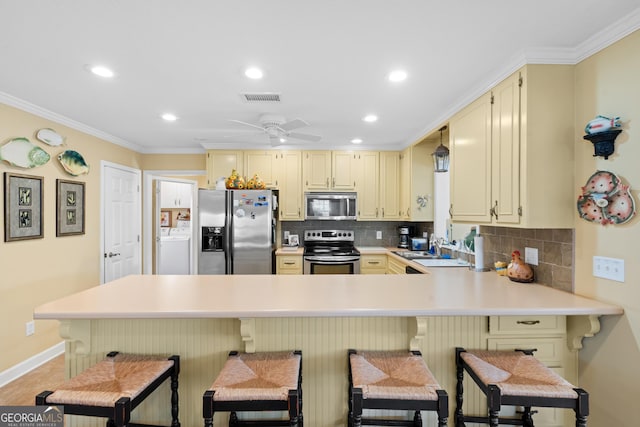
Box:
xmin=573 ymin=30 xmax=640 ymax=424
xmin=0 ymin=104 xmax=203 ymax=372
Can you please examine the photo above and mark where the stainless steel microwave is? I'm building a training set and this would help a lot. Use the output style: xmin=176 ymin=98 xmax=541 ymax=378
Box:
xmin=304 ymin=192 xmax=357 ymax=220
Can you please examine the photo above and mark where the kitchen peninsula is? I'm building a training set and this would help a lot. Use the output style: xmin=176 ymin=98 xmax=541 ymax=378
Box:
xmin=35 ymin=273 xmax=621 ymax=427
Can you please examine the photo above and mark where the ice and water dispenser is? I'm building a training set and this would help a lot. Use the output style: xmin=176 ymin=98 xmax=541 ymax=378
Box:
xmin=201 ymin=226 xmax=225 ymax=251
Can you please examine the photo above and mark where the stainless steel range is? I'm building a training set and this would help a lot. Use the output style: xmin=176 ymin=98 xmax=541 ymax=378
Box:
xmin=303 ymin=229 xmax=360 ymax=274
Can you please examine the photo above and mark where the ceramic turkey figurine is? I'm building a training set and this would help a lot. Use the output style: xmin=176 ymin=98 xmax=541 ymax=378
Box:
xmin=507 ymin=250 xmax=534 ymax=283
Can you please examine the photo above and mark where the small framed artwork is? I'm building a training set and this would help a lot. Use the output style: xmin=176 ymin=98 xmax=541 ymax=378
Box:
xmin=160 ymin=210 xmax=171 ymax=227
xmin=4 ymin=172 xmax=44 ymax=242
xmin=56 ymin=179 xmax=85 ymax=236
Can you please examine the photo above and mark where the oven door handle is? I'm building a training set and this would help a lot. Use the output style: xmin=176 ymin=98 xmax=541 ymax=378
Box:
xmin=304 ymin=257 xmax=360 ymax=264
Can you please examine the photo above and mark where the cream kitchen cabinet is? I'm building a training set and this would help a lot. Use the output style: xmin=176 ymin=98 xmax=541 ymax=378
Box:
xmin=354 ymin=151 xmax=380 ymax=220
xmin=487 ymin=315 xmax=574 ymax=427
xmin=205 ymin=150 xmax=243 ymax=189
xmin=360 ymin=254 xmax=387 ymax=274
xmin=400 ymin=141 xmax=435 ymax=221
xmin=379 ymin=151 xmax=401 ymax=219
xmin=276 ymin=254 xmax=303 ymax=274
xmin=274 ymin=151 xmax=303 ymax=220
xmin=449 ymin=65 xmax=575 ymax=228
xmin=387 ymin=255 xmax=406 ymax=274
xmin=303 ymin=151 xmax=356 ymax=191
xmin=244 ymin=150 xmax=277 ymax=187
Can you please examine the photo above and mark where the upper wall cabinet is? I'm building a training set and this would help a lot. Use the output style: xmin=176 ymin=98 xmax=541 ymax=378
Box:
xmin=379 ymin=151 xmax=401 ymax=219
xmin=354 ymin=151 xmax=380 ymax=220
xmin=303 ymin=151 xmax=356 ymax=191
xmin=206 ymin=150 xmax=244 ymax=189
xmin=274 ymin=151 xmax=303 ymax=220
xmin=400 ymin=141 xmax=435 ymax=222
xmin=161 ymin=181 xmax=191 ymax=209
xmin=244 ymin=150 xmax=277 ymax=188
xmin=449 ymin=65 xmax=575 ymax=228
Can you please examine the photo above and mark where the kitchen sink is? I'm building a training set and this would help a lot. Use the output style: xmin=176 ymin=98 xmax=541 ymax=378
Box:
xmin=415 ymin=258 xmax=471 ymax=268
xmin=391 ymin=251 xmax=440 ymax=260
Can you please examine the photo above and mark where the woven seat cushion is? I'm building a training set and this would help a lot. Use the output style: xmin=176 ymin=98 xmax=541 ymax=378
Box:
xmin=211 ymin=351 xmax=301 ymax=401
xmin=460 ymin=350 xmax=578 ymax=399
xmin=350 ymin=351 xmax=441 ymax=401
xmin=45 ymin=353 xmax=174 ymax=407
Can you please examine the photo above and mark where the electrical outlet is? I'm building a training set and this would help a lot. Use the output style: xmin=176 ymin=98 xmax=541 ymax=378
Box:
xmin=26 ymin=321 xmax=35 ymax=336
xmin=524 ymin=247 xmax=538 ymax=266
xmin=376 ymin=231 xmax=382 ymax=240
xmin=593 ymin=256 xmax=625 ymax=282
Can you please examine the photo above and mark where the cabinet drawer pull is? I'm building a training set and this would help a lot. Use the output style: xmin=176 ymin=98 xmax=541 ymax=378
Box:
xmin=284 ymin=261 xmax=296 ymax=265
xmin=368 ymin=261 xmax=380 ymax=265
xmin=516 ymin=320 xmax=541 ymax=326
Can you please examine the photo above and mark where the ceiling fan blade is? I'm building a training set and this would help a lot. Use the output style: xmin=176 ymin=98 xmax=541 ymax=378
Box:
xmin=288 ymin=132 xmax=322 ymax=142
xmin=228 ymin=119 xmax=265 ymax=131
xmin=279 ymin=118 xmax=309 ymax=131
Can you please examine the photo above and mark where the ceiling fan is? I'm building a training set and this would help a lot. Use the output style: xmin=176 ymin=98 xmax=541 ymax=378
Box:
xmin=229 ymin=114 xmax=322 ymax=145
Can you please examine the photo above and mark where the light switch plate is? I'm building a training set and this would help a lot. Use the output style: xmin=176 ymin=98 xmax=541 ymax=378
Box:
xmin=524 ymin=247 xmax=538 ymax=265
xmin=593 ymin=256 xmax=625 ymax=282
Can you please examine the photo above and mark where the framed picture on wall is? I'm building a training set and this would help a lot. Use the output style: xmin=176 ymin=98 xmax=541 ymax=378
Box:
xmin=56 ymin=179 xmax=85 ymax=236
xmin=160 ymin=210 xmax=171 ymax=227
xmin=4 ymin=172 xmax=44 ymax=242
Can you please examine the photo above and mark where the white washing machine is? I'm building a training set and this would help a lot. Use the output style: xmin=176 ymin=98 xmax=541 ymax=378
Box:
xmin=159 ymin=221 xmax=191 ymax=274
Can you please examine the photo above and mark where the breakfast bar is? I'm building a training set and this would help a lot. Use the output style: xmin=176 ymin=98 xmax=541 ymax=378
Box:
xmin=34 ymin=272 xmax=622 ymax=427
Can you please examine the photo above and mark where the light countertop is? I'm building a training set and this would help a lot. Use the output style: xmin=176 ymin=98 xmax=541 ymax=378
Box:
xmin=34 ymin=271 xmax=622 ymax=320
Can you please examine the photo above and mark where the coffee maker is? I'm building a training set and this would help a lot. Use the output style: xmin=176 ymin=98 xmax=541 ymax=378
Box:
xmin=398 ymin=225 xmax=415 ymax=248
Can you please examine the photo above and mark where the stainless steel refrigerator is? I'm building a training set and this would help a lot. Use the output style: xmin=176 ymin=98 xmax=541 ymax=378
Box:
xmin=198 ymin=189 xmax=275 ymax=274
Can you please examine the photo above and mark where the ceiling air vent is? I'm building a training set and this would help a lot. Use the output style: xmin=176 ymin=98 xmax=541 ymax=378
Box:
xmin=240 ymin=92 xmax=281 ymax=103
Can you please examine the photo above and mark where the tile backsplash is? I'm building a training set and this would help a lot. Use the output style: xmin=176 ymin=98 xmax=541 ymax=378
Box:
xmin=279 ymin=221 xmax=433 ymax=248
xmin=480 ymin=226 xmax=574 ymax=292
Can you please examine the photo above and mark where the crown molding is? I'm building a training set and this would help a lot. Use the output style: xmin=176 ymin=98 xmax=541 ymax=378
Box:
xmin=574 ymin=6 xmax=640 ymax=63
xmin=0 ymin=90 xmax=143 ymax=152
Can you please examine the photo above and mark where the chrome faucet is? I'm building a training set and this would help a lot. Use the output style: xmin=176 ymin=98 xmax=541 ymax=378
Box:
xmin=434 ymin=237 xmax=444 ymax=257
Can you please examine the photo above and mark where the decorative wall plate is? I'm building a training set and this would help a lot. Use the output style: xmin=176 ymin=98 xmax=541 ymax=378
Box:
xmin=36 ymin=128 xmax=66 ymax=146
xmin=577 ymin=170 xmax=635 ymax=225
xmin=0 ymin=137 xmax=50 ymax=168
xmin=58 ymin=150 xmax=90 ymax=176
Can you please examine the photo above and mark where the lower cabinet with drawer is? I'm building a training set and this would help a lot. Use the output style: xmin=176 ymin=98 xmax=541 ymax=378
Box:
xmin=360 ymin=254 xmax=387 ymax=274
xmin=276 ymin=254 xmax=303 ymax=274
xmin=487 ymin=316 xmax=575 ymax=427
xmin=387 ymin=256 xmax=406 ymax=274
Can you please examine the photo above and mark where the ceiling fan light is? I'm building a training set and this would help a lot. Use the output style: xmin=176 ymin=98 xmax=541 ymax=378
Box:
xmin=245 ymin=67 xmax=263 ymax=79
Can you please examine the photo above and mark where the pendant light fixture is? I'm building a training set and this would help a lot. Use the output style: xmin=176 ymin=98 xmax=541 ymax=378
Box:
xmin=432 ymin=125 xmax=449 ymax=172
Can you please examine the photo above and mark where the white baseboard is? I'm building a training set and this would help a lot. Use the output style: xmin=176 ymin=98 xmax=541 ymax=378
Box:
xmin=0 ymin=342 xmax=65 ymax=388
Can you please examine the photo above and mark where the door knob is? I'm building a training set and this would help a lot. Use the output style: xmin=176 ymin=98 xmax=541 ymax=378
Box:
xmin=107 ymin=252 xmax=121 ymax=258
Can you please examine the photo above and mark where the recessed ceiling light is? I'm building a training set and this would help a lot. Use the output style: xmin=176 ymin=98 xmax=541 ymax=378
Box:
xmin=161 ymin=113 xmax=178 ymax=122
xmin=388 ymin=70 xmax=408 ymax=82
xmin=89 ymin=65 xmax=115 ymax=78
xmin=245 ymin=67 xmax=264 ymax=79
xmin=363 ymin=114 xmax=378 ymax=123
xmin=279 ymin=137 xmax=287 ymax=143
xmin=351 ymin=138 xmax=363 ymax=144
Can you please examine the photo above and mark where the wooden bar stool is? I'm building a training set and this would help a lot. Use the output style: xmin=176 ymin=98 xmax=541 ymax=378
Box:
xmin=202 ymin=350 xmax=302 ymax=427
xmin=36 ymin=351 xmax=180 ymax=427
xmin=348 ymin=349 xmax=449 ymax=427
xmin=455 ymin=347 xmax=588 ymax=427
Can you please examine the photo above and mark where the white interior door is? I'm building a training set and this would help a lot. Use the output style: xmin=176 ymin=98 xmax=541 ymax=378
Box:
xmin=102 ymin=162 xmax=141 ymax=283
